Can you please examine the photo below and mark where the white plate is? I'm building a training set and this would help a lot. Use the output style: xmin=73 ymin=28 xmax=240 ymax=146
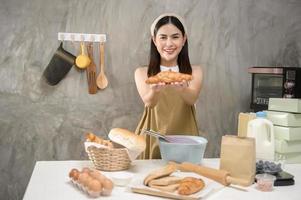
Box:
xmin=129 ymin=171 xmax=224 ymax=200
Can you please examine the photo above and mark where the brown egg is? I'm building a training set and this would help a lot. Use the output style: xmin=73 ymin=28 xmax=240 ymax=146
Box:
xmin=88 ymin=179 xmax=103 ymax=192
xmin=81 ymin=167 xmax=91 ymax=174
xmin=89 ymin=170 xmax=106 ymax=182
xmin=78 ymin=172 xmax=90 ymax=186
xmin=84 ymin=176 xmax=94 ymax=188
xmin=69 ymin=169 xmax=80 ymax=181
xmin=102 ymin=178 xmax=114 ymax=196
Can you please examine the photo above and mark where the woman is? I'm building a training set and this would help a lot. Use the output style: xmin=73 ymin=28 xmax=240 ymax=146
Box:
xmin=135 ymin=13 xmax=203 ymax=159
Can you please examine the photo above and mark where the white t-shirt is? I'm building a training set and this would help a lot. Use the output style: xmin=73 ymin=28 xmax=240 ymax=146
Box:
xmin=160 ymin=65 xmax=179 ymax=72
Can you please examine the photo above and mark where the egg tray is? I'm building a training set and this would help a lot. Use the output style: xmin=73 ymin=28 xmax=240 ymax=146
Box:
xmin=70 ymin=178 xmax=113 ymax=198
xmin=70 ymin=179 xmax=103 ymax=198
xmin=69 ymin=167 xmax=114 ymax=197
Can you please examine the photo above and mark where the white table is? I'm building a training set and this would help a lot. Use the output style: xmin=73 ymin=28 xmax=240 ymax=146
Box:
xmin=23 ymin=159 xmax=300 ymax=200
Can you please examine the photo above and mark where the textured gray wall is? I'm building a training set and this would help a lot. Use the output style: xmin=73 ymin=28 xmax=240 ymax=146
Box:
xmin=0 ymin=0 xmax=300 ymax=199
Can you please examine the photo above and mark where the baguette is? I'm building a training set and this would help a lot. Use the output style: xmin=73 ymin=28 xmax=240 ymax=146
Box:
xmin=149 ymin=183 xmax=180 ymax=192
xmin=148 ymin=176 xmax=183 ymax=186
xmin=143 ymin=164 xmax=177 ymax=186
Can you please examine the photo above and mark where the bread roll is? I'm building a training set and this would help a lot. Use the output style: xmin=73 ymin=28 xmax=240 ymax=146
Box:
xmin=85 ymin=132 xmax=113 ymax=148
xmin=108 ymin=128 xmax=146 ymax=153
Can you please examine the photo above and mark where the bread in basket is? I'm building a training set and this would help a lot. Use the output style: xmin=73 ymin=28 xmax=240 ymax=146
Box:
xmin=85 ymin=128 xmax=146 ymax=171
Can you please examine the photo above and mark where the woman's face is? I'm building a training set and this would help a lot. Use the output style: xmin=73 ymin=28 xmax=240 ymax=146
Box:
xmin=153 ymin=23 xmax=186 ymax=66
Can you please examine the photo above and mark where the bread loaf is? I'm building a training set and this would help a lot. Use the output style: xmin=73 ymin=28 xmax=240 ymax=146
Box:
xmin=108 ymin=128 xmax=146 ymax=153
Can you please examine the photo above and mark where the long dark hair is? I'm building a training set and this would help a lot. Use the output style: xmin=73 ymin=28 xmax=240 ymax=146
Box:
xmin=147 ymin=16 xmax=192 ymax=77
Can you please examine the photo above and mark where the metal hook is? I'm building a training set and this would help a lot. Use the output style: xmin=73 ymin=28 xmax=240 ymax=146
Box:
xmin=90 ymin=35 xmax=95 ymax=43
xmin=60 ymin=33 xmax=65 ymax=41
xmin=70 ymin=34 xmax=75 ymax=42
xmin=70 ymin=34 xmax=78 ymax=51
xmin=80 ymin=34 xmax=85 ymax=42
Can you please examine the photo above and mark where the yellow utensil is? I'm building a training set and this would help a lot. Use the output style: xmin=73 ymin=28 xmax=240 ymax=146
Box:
xmin=75 ymin=42 xmax=91 ymax=69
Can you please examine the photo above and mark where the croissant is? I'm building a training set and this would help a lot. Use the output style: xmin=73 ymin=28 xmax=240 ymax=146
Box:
xmin=145 ymin=71 xmax=192 ymax=84
xmin=178 ymin=177 xmax=205 ymax=195
xmin=85 ymin=132 xmax=113 ymax=148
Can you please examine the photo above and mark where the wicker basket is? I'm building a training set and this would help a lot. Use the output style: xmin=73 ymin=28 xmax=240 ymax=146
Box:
xmin=86 ymin=146 xmax=131 ymax=171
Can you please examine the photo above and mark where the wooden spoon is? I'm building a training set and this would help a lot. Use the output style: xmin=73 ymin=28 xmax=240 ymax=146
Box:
xmin=96 ymin=42 xmax=108 ymax=89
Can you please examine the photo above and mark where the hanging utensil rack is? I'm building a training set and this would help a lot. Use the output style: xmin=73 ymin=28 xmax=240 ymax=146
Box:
xmin=58 ymin=32 xmax=106 ymax=43
xmin=58 ymin=32 xmax=107 ymax=94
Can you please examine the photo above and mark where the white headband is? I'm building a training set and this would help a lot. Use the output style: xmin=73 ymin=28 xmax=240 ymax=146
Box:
xmin=150 ymin=13 xmax=187 ymax=37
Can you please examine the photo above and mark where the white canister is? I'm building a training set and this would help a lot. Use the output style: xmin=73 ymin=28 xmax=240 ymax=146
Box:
xmin=247 ymin=111 xmax=275 ymax=161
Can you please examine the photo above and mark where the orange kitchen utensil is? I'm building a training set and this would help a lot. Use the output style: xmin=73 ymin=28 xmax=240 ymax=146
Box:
xmin=75 ymin=42 xmax=91 ymax=69
xmin=96 ymin=42 xmax=108 ymax=89
xmin=86 ymin=43 xmax=97 ymax=94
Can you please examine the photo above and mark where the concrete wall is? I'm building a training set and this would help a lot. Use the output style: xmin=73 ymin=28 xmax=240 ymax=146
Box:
xmin=0 ymin=0 xmax=300 ymax=199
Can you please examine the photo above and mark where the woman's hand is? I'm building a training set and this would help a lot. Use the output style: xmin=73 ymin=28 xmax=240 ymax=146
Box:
xmin=150 ymin=82 xmax=167 ymax=93
xmin=170 ymin=80 xmax=189 ymax=92
xmin=135 ymin=68 xmax=168 ymax=107
xmin=169 ymin=66 xmax=203 ymax=105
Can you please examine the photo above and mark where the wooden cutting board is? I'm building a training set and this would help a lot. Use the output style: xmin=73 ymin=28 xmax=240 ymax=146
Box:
xmin=129 ymin=172 xmax=224 ymax=200
xmin=131 ymin=187 xmax=200 ymax=200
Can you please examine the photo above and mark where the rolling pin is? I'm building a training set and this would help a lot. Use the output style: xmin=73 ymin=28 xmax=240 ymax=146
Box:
xmin=169 ymin=162 xmax=251 ymax=187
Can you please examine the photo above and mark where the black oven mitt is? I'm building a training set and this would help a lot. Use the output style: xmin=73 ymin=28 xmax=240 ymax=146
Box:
xmin=43 ymin=42 xmax=76 ymax=85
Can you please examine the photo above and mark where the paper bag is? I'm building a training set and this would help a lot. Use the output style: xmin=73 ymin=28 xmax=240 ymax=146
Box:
xmin=238 ymin=113 xmax=256 ymax=137
xmin=220 ymin=135 xmax=255 ymax=186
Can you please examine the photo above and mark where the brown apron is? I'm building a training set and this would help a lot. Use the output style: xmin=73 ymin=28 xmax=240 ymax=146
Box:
xmin=135 ymin=87 xmax=199 ymax=159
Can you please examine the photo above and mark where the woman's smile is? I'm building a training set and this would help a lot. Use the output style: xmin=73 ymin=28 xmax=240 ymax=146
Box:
xmin=163 ymin=48 xmax=176 ymax=54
